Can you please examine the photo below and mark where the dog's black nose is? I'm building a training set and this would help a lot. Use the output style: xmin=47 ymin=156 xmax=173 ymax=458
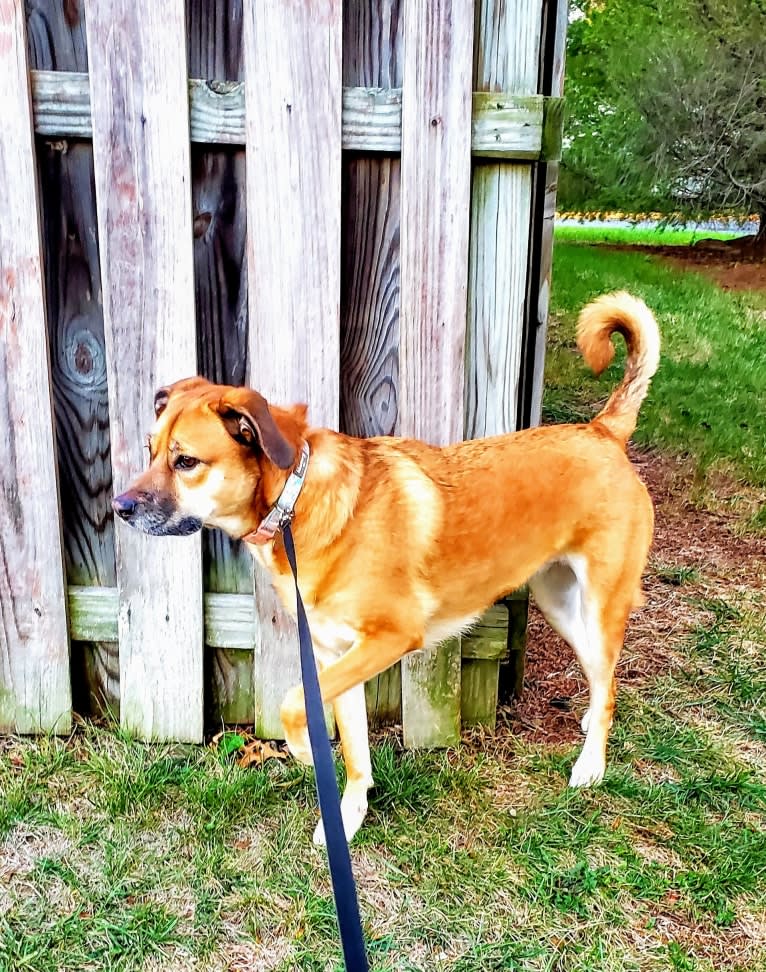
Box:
xmin=112 ymin=494 xmax=137 ymax=520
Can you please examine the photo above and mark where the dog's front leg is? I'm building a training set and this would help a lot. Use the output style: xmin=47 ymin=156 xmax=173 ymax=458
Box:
xmin=280 ymin=629 xmax=419 ymax=841
xmin=310 ymin=683 xmax=372 ymax=845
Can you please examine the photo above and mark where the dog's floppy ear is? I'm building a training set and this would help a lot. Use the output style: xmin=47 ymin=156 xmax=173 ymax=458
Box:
xmin=154 ymin=387 xmax=170 ymax=418
xmin=154 ymin=377 xmax=211 ymax=419
xmin=215 ymin=390 xmax=296 ymax=470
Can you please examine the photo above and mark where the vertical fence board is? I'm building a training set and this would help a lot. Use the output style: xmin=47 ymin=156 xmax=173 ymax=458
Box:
xmin=399 ymin=0 xmax=474 ymax=748
xmin=523 ymin=0 xmax=568 ymax=427
xmin=186 ymin=0 xmax=250 ymax=597
xmin=186 ymin=0 xmax=253 ymax=724
xmin=341 ymin=0 xmax=402 ymax=441
xmin=86 ymin=0 xmax=204 ymax=742
xmin=467 ymin=1 xmax=544 ymax=711
xmin=342 ymin=0 xmax=403 ymax=726
xmin=244 ymin=1 xmax=342 ymax=738
xmin=466 ymin=0 xmax=542 ymax=440
xmin=26 ymin=0 xmax=119 ymax=721
xmin=0 ymin=0 xmax=71 ymax=734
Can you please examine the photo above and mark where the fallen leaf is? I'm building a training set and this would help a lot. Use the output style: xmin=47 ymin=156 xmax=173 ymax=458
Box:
xmin=238 ymin=739 xmax=288 ymax=768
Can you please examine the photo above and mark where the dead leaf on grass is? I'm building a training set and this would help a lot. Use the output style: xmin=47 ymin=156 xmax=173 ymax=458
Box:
xmin=237 ymin=740 xmax=288 ymax=769
xmin=209 ymin=730 xmax=289 ymax=768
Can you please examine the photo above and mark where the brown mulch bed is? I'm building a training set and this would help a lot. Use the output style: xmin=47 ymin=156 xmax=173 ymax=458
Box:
xmin=508 ymin=447 xmax=766 ymax=747
xmin=604 ymin=240 xmax=766 ymax=291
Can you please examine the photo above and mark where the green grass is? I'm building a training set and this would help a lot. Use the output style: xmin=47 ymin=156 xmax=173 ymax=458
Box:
xmin=3 ymin=627 xmax=766 ymax=972
xmin=3 ymin=227 xmax=766 ymax=970
xmin=546 ymin=229 xmax=766 ymax=490
xmin=555 ymin=223 xmax=739 ymax=247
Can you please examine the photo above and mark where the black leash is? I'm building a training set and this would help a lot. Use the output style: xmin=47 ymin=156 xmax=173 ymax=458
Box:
xmin=282 ymin=524 xmax=369 ymax=971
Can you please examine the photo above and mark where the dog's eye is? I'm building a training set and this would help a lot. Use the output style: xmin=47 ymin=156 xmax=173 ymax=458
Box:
xmin=174 ymin=455 xmax=199 ymax=472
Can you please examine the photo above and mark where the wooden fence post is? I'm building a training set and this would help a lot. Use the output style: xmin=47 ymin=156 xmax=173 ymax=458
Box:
xmin=85 ymin=0 xmax=204 ymax=742
xmin=0 ymin=0 xmax=71 ymax=734
xmin=243 ymin=1 xmax=342 ymax=738
xmin=399 ymin=0 xmax=474 ymax=748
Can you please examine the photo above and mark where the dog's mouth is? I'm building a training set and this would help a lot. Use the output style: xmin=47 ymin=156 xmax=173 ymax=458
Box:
xmin=112 ymin=492 xmax=203 ymax=537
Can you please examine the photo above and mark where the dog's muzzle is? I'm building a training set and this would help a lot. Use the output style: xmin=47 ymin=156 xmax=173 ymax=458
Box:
xmin=112 ymin=491 xmax=202 ymax=537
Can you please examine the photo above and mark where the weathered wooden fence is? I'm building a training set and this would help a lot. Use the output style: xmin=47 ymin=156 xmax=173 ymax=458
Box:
xmin=0 ymin=0 xmax=566 ymax=744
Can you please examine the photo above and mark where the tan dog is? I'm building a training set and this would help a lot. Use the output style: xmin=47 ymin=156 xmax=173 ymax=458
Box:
xmin=113 ymin=291 xmax=659 ymax=844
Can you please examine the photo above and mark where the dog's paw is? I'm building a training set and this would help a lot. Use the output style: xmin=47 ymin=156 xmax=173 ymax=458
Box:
xmin=313 ymin=788 xmax=369 ymax=846
xmin=280 ymin=688 xmax=313 ymax=766
xmin=568 ymin=749 xmax=606 ymax=788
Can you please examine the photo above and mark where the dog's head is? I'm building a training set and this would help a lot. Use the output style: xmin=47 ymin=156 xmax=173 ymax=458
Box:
xmin=112 ymin=377 xmax=305 ymax=538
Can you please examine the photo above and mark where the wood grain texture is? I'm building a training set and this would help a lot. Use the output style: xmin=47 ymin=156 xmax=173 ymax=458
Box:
xmin=465 ymin=164 xmax=534 ymax=438
xmin=524 ymin=0 xmax=568 ymax=428
xmin=465 ymin=0 xmax=543 ymax=442
xmin=399 ymin=0 xmax=473 ymax=445
xmin=186 ymin=0 xmax=252 ymax=613
xmin=31 ymin=70 xmax=555 ymax=158
xmin=473 ymin=0 xmax=543 ymax=94
xmin=504 ymin=593 xmax=529 ymax=701
xmin=341 ymin=0 xmax=404 ymax=726
xmin=340 ymin=3 xmax=402 ymax=442
xmin=186 ymin=1 xmax=252 ymax=727
xmin=340 ymin=157 xmax=401 ymax=440
xmin=32 ymin=70 xmax=92 ymax=136
xmin=0 ymin=0 xmax=71 ymax=734
xmin=399 ymin=0 xmax=474 ymax=748
xmin=68 ymin=586 xmax=509 ymax=651
xmin=466 ymin=0 xmax=545 ymax=722
xmin=244 ymin=1 xmax=342 ymax=738
xmin=342 ymin=86 xmax=402 ymax=151
xmin=86 ymin=0 xmax=204 ymax=742
xmin=26 ymin=0 xmax=119 ymax=720
xmin=25 ymin=0 xmax=87 ymax=71
xmin=209 ymin=648 xmax=253 ymax=726
xmin=68 ymin=586 xmax=256 ymax=648
xmin=460 ymin=605 xmax=508 ymax=729
xmin=471 ymin=93 xmax=544 ymax=158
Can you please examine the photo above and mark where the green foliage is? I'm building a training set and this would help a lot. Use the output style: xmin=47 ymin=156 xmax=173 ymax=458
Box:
xmin=555 ymin=224 xmax=737 ymax=246
xmin=216 ymin=730 xmax=246 ymax=756
xmin=562 ymin=0 xmax=766 ymax=228
xmin=546 ymin=233 xmax=766 ymax=487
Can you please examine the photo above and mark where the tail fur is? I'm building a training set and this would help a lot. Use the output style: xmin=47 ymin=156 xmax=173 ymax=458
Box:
xmin=577 ymin=291 xmax=661 ymax=445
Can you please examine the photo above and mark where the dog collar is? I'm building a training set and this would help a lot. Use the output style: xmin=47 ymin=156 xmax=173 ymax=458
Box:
xmin=243 ymin=441 xmax=310 ymax=546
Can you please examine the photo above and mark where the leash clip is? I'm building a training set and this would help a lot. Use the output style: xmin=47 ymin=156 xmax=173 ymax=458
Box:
xmin=277 ymin=506 xmax=295 ymax=530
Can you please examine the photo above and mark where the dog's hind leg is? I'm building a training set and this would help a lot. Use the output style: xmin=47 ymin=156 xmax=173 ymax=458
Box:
xmin=312 ymin=681 xmax=372 ymax=846
xmin=529 ymin=557 xmax=626 ymax=787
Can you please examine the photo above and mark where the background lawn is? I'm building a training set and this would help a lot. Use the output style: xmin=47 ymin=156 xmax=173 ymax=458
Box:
xmin=1 ymin=228 xmax=765 ymax=972
xmin=546 ymin=230 xmax=766 ymax=498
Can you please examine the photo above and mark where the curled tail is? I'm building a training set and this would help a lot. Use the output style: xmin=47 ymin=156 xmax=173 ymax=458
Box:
xmin=577 ymin=291 xmax=661 ymax=445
